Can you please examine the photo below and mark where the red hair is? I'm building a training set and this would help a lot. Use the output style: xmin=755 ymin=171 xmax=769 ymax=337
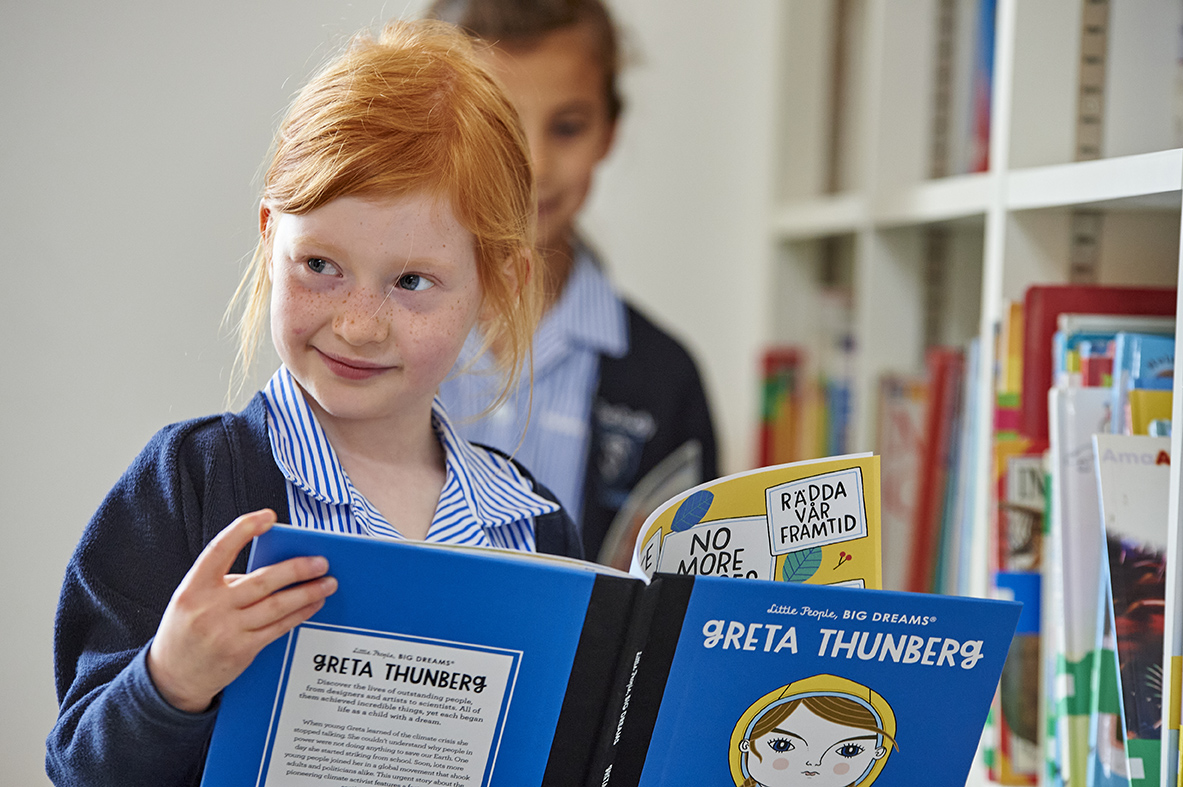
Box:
xmin=228 ymin=19 xmax=538 ymax=405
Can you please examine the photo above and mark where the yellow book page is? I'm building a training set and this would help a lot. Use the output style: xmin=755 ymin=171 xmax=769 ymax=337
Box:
xmin=1127 ymin=389 xmax=1172 ymax=435
xmin=631 ymin=454 xmax=881 ymax=589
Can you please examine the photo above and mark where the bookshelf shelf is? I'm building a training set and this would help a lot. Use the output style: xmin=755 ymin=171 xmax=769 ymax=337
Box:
xmin=770 ymin=193 xmax=867 ymax=240
xmin=874 ymin=172 xmax=992 ymax=226
xmin=1006 ymin=149 xmax=1183 ymax=212
xmin=767 ymin=1 xmax=1183 ymax=783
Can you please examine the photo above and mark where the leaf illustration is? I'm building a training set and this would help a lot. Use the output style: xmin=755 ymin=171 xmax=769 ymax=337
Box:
xmin=782 ymin=547 xmax=822 ymax=582
xmin=671 ymin=490 xmax=714 ymax=532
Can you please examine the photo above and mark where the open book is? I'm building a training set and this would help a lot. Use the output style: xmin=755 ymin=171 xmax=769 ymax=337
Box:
xmin=202 ymin=538 xmax=1019 ymax=786
xmin=201 ymin=457 xmax=1017 ymax=786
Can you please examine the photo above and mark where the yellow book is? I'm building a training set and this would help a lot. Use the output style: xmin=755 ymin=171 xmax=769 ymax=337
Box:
xmin=630 ymin=453 xmax=881 ymax=589
xmin=1127 ymin=389 xmax=1172 ymax=435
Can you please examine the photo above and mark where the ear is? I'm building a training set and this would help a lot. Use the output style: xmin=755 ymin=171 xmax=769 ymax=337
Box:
xmin=258 ymin=201 xmax=272 ymax=238
xmin=738 ymin=740 xmax=751 ymax=753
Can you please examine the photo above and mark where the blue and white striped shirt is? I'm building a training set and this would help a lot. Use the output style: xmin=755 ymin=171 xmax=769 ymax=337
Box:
xmin=261 ymin=366 xmax=559 ymax=550
xmin=438 ymin=242 xmax=628 ymax=525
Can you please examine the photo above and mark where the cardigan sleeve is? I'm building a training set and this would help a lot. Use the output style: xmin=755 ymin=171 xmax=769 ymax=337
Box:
xmin=46 ymin=412 xmax=263 ymax=787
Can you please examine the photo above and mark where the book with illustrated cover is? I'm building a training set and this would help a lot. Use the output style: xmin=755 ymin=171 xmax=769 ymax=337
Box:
xmin=200 ymin=524 xmax=1021 ymax=787
xmin=629 ymin=454 xmax=882 ymax=589
xmin=1094 ymin=434 xmax=1172 ymax=787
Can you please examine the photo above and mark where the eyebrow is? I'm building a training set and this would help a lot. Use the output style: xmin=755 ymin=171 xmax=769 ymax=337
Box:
xmin=286 ymin=234 xmax=348 ymax=259
xmin=770 ymin=728 xmax=807 ymax=742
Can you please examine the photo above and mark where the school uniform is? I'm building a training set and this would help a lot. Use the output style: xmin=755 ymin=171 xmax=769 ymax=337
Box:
xmin=440 ymin=240 xmax=718 ymax=562
xmin=47 ymin=370 xmax=579 ymax=787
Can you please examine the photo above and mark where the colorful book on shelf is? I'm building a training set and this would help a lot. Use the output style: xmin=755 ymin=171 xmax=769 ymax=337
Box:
xmin=1127 ymin=390 xmax=1172 ymax=437
xmin=967 ymin=0 xmax=997 ymax=173
xmin=991 ymin=447 xmax=1045 ymax=786
xmin=1019 ymin=285 xmax=1176 ymax=444
xmin=874 ymin=374 xmax=927 ymax=593
xmin=201 ymin=524 xmax=1022 ymax=787
xmin=943 ymin=338 xmax=983 ymax=598
xmin=1092 ymin=594 xmax=1133 ymax=787
xmin=988 ymin=302 xmax=1040 ymax=784
xmin=1109 ymin=332 xmax=1176 ymax=434
xmin=630 ymin=454 xmax=882 ymax=589
xmin=1053 ymin=314 xmax=1175 ymax=389
xmin=1094 ymin=434 xmax=1172 ymax=787
xmin=1043 ymin=442 xmax=1064 ymax=787
xmin=759 ymin=347 xmax=805 ymax=466
xmin=906 ymin=347 xmax=965 ymax=594
xmin=1047 ymin=386 xmax=1111 ymax=787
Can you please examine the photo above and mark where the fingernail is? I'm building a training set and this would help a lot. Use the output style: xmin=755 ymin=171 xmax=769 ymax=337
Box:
xmin=312 ymin=556 xmax=329 ymax=573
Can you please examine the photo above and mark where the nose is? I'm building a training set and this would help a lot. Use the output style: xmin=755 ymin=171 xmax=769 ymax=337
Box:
xmin=332 ymin=288 xmax=390 ymax=346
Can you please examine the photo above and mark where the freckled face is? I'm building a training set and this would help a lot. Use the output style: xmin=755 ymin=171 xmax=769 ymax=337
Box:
xmin=267 ymin=192 xmax=483 ymax=430
xmin=743 ymin=704 xmax=886 ymax=787
xmin=481 ymin=23 xmax=616 ymax=255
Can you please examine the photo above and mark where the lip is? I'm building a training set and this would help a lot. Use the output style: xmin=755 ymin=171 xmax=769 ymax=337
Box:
xmin=316 ymin=349 xmax=394 ymax=381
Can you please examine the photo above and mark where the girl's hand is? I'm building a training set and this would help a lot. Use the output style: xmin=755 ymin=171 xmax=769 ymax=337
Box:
xmin=146 ymin=509 xmax=337 ymax=713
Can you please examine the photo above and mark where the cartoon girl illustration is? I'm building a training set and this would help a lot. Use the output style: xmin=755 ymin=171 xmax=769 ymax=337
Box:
xmin=728 ymin=674 xmax=898 ymax=787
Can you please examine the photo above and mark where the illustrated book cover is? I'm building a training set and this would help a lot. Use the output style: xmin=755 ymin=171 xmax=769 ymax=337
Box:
xmin=1094 ymin=434 xmax=1172 ymax=787
xmin=201 ymin=522 xmax=1020 ymax=787
xmin=629 ymin=453 xmax=882 ymax=589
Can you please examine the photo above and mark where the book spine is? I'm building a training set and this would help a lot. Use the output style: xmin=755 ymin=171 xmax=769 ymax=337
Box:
xmin=590 ymin=574 xmax=695 ymax=787
xmin=541 ymin=574 xmax=642 ymax=787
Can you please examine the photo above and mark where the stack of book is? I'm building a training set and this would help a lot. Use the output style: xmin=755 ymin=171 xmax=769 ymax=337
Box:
xmin=995 ymin=284 xmax=1178 ymax=787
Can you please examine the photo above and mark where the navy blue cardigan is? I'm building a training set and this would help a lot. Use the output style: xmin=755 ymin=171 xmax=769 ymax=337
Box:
xmin=47 ymin=394 xmax=580 ymax=786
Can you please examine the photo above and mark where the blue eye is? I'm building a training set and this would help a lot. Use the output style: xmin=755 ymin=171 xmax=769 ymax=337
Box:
xmin=767 ymin=737 xmax=794 ymax=753
xmin=398 ymin=274 xmax=433 ymax=292
xmin=835 ymin=743 xmax=865 ymax=758
xmin=306 ymin=258 xmax=338 ymax=275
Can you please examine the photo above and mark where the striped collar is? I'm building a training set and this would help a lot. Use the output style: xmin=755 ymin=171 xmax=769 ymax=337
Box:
xmin=260 ymin=367 xmax=559 ymax=545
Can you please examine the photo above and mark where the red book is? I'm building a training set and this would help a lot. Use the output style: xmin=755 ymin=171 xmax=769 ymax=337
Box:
xmin=1021 ymin=285 xmax=1176 ymax=441
xmin=907 ymin=347 xmax=965 ymax=593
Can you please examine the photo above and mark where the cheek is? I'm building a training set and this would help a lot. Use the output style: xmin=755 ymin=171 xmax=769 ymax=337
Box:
xmin=772 ymin=758 xmax=790 ymax=771
xmin=272 ymin=283 xmax=332 ymax=338
xmin=832 ymin=762 xmax=851 ymax=776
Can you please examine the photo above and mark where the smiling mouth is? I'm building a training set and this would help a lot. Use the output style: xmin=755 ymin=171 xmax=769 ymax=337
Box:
xmin=317 ymin=349 xmax=392 ymax=381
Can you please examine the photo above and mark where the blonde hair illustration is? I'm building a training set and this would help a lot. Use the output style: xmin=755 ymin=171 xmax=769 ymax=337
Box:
xmin=729 ymin=674 xmax=897 ymax=787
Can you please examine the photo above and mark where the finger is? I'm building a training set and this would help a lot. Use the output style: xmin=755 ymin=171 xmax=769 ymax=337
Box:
xmin=227 ymin=554 xmax=331 ymax=605
xmin=247 ymin=598 xmax=330 ymax=649
xmin=239 ymin=575 xmax=338 ymax=633
xmin=190 ymin=509 xmax=277 ymax=582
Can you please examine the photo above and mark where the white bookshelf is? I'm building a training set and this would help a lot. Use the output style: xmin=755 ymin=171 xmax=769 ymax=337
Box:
xmin=770 ymin=0 xmax=1183 ymax=784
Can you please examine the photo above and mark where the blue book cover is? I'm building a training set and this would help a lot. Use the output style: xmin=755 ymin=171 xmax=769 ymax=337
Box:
xmin=600 ymin=574 xmax=1021 ymax=787
xmin=201 ymin=526 xmax=638 ymax=787
xmin=203 ymin=526 xmax=1020 ymax=787
xmin=1110 ymin=333 xmax=1176 ymax=432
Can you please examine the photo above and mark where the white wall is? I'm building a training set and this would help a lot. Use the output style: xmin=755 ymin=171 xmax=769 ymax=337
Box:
xmin=0 ymin=1 xmax=776 ymax=783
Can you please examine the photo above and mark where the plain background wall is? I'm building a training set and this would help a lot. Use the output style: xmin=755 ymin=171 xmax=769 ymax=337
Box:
xmin=0 ymin=1 xmax=777 ymax=782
